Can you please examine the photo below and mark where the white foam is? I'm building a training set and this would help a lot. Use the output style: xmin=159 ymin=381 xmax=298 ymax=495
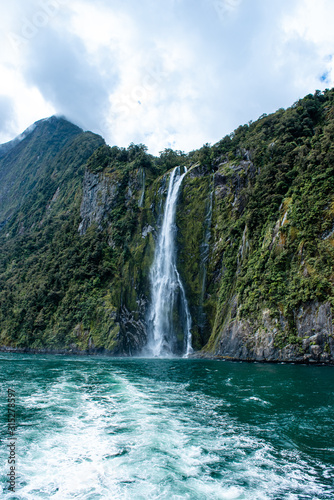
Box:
xmin=1 ymin=360 xmax=333 ymax=499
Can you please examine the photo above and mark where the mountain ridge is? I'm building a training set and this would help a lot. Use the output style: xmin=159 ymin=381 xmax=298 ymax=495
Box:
xmin=0 ymin=116 xmax=86 ymax=229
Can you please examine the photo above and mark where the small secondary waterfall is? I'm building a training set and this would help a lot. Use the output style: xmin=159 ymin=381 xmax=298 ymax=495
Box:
xmin=198 ymin=180 xmax=213 ymax=335
xmin=147 ymin=166 xmax=192 ymax=357
xmin=138 ymin=168 xmax=145 ymax=208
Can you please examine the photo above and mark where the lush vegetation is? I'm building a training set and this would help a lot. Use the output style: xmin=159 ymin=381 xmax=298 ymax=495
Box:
xmin=0 ymin=89 xmax=333 ymax=356
xmin=0 ymin=120 xmax=189 ymax=351
xmin=203 ymin=89 xmax=334 ymax=349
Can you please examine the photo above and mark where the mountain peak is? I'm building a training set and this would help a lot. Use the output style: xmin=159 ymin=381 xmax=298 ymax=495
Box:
xmin=0 ymin=116 xmax=83 ymax=159
xmin=0 ymin=115 xmax=99 ymax=229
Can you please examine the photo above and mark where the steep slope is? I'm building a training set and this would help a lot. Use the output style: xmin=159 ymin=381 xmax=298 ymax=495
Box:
xmin=0 ymin=123 xmax=37 ymax=159
xmin=0 ymin=117 xmax=107 ymax=349
xmin=0 ymin=90 xmax=333 ymax=363
xmin=0 ymin=116 xmax=85 ymax=229
xmin=198 ymin=89 xmax=334 ymax=363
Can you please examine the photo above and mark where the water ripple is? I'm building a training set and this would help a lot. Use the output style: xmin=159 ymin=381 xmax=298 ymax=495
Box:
xmin=0 ymin=355 xmax=333 ymax=499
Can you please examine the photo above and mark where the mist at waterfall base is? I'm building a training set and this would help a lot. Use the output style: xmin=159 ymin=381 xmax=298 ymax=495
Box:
xmin=1 ymin=354 xmax=333 ymax=499
xmin=146 ymin=166 xmax=192 ymax=358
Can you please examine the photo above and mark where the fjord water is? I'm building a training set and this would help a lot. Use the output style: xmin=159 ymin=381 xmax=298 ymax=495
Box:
xmin=1 ymin=354 xmax=333 ymax=499
xmin=147 ymin=166 xmax=192 ymax=357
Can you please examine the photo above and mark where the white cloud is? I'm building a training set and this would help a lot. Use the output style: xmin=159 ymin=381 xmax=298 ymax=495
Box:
xmin=282 ymin=0 xmax=334 ymax=85
xmin=0 ymin=0 xmax=333 ymax=154
xmin=0 ymin=65 xmax=55 ymax=143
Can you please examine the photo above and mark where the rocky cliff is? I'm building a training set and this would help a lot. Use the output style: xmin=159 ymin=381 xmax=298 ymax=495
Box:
xmin=1 ymin=89 xmax=334 ymax=364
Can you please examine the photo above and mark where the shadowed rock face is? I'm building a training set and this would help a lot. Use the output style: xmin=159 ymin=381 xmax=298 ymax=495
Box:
xmin=211 ymin=300 xmax=333 ymax=364
xmin=117 ymin=304 xmax=148 ymax=355
xmin=78 ymin=170 xmax=118 ymax=235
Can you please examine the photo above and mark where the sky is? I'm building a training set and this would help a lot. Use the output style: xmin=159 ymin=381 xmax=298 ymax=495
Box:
xmin=0 ymin=0 xmax=333 ymax=155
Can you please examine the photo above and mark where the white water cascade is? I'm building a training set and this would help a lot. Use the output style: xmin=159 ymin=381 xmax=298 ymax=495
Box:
xmin=147 ymin=166 xmax=192 ymax=357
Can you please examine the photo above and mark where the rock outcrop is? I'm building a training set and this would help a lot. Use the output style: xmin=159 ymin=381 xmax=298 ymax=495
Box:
xmin=78 ymin=170 xmax=118 ymax=235
xmin=209 ymin=301 xmax=333 ymax=363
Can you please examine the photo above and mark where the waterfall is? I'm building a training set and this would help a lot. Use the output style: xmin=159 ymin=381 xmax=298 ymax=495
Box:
xmin=198 ymin=180 xmax=213 ymax=335
xmin=138 ymin=168 xmax=145 ymax=208
xmin=147 ymin=166 xmax=192 ymax=357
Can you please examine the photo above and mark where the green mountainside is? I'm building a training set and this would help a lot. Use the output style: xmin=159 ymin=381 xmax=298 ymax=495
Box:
xmin=0 ymin=89 xmax=334 ymax=363
xmin=0 ymin=117 xmax=85 ymax=227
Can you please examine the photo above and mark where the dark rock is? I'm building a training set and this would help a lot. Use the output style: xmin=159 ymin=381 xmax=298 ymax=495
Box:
xmin=78 ymin=169 xmax=118 ymax=235
xmin=214 ymin=302 xmax=334 ymax=364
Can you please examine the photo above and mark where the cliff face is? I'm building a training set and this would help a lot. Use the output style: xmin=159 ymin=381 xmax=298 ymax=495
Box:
xmin=1 ymin=90 xmax=334 ymax=363
xmin=198 ymin=94 xmax=334 ymax=364
xmin=206 ymin=299 xmax=333 ymax=364
xmin=78 ymin=170 xmax=119 ymax=236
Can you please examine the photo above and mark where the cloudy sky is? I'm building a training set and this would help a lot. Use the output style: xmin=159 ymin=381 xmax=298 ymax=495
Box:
xmin=0 ymin=0 xmax=333 ymax=154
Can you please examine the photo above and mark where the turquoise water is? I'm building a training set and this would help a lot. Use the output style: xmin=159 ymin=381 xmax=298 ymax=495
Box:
xmin=0 ymin=354 xmax=333 ymax=499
